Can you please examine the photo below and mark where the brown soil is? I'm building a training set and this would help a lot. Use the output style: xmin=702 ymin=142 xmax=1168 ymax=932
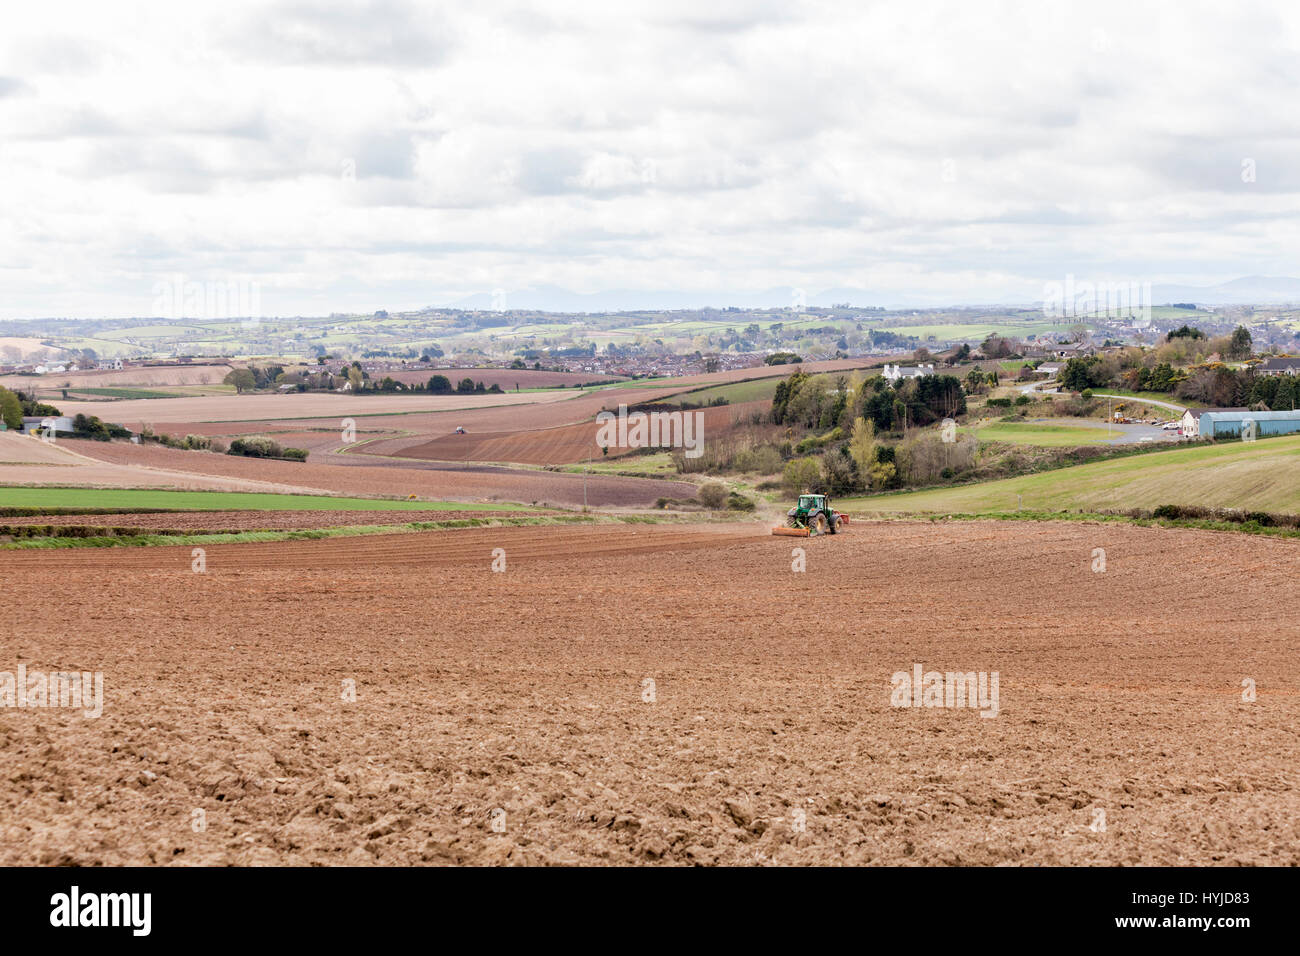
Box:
xmin=395 ymin=402 xmax=766 ymax=465
xmin=63 ymin=440 xmax=699 ymax=507
xmin=0 ymin=364 xmax=235 ymax=391
xmin=1 ymin=519 xmax=1295 ymax=866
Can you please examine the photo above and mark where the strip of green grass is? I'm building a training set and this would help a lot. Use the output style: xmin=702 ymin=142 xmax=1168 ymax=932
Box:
xmin=67 ymin=387 xmax=187 ymax=399
xmin=0 ymin=513 xmax=665 ymax=550
xmin=664 ymin=378 xmax=780 ymax=406
xmin=0 ymin=487 xmax=530 ymax=512
xmin=962 ymin=421 xmax=1120 ymax=446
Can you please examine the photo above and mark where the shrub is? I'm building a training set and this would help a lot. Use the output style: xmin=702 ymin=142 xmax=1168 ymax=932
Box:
xmin=783 ymin=456 xmax=822 ymax=494
xmin=281 ymin=448 xmax=309 ymax=461
xmin=726 ymin=492 xmax=755 ymax=512
xmin=697 ymin=482 xmax=728 ymax=509
xmin=733 ymin=444 xmax=783 ymax=474
xmin=229 ymin=436 xmax=283 ymax=458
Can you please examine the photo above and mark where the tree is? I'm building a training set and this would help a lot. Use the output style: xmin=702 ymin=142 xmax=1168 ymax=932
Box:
xmin=1228 ymin=326 xmax=1253 ymax=360
xmin=848 ymin=417 xmax=877 ymax=476
xmin=0 ymin=386 xmax=22 ymax=430
xmin=456 ymin=378 xmax=476 ymax=393
xmin=428 ymin=374 xmax=452 ymax=393
xmin=782 ymin=457 xmax=822 ymax=494
xmin=224 ymin=368 xmax=256 ymax=393
xmin=867 ymin=460 xmax=896 ymax=490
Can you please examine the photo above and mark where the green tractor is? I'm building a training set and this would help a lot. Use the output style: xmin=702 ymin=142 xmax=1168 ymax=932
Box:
xmin=773 ymin=493 xmax=848 ymax=537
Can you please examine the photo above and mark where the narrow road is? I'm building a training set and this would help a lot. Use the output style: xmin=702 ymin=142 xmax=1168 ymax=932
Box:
xmin=1091 ymin=393 xmax=1187 ymax=415
xmin=1019 ymin=379 xmax=1187 ymax=416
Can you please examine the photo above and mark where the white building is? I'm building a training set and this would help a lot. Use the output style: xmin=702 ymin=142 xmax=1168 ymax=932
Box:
xmin=881 ymin=363 xmax=935 ymax=383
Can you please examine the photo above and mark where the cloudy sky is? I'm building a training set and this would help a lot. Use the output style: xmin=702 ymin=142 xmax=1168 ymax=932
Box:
xmin=2 ymin=0 xmax=1298 ymax=318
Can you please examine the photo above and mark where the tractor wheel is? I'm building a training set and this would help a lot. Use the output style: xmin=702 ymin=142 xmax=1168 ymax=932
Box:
xmin=786 ymin=515 xmax=801 ymax=528
xmin=830 ymin=515 xmax=842 ymax=534
xmin=810 ymin=513 xmax=828 ymax=535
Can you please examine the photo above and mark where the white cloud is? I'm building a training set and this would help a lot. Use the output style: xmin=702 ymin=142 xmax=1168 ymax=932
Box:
xmin=1 ymin=0 xmax=1299 ymax=317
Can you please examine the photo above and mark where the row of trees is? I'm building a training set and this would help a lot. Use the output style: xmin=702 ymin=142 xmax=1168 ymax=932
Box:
xmin=782 ymin=418 xmax=979 ymax=495
xmin=772 ymin=369 xmax=967 ymax=435
xmin=1062 ymin=352 xmax=1300 ymax=409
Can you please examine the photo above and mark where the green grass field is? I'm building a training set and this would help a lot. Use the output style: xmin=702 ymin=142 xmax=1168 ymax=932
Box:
xmin=839 ymin=435 xmax=1300 ymax=515
xmin=963 ymin=421 xmax=1120 ymax=446
xmin=0 ymin=487 xmax=529 ymax=512
xmin=66 ymin=387 xmax=188 ymax=400
xmin=668 ymin=378 xmax=780 ymax=406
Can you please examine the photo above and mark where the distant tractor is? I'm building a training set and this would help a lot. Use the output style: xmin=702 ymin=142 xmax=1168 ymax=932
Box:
xmin=772 ymin=493 xmax=848 ymax=537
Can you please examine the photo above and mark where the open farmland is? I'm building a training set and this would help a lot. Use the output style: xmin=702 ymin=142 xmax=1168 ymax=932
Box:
xmin=0 ymin=487 xmax=526 ymax=513
xmin=62 ymin=439 xmax=699 ymax=508
xmin=0 ymin=364 xmax=234 ymax=392
xmin=382 ymin=368 xmax=623 ymax=389
xmin=1 ymin=520 xmax=1296 ymax=866
xmin=52 ymin=389 xmax=581 ymax=426
xmin=393 ymin=401 xmax=766 ymax=465
xmin=0 ymin=431 xmax=333 ymax=496
xmin=841 ymin=435 xmax=1300 ymax=516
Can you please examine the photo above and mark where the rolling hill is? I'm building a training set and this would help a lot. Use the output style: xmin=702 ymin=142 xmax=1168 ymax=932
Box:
xmin=840 ymin=435 xmax=1300 ymax=515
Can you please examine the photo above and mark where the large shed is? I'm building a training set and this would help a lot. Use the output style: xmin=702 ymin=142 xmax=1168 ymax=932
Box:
xmin=1198 ymin=410 xmax=1300 ymax=439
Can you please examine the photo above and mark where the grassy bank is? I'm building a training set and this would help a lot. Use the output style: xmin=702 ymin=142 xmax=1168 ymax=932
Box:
xmin=861 ymin=509 xmax=1300 ymax=541
xmin=838 ymin=434 xmax=1300 ymax=515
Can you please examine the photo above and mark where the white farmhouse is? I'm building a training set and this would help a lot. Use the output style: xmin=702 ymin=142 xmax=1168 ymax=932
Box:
xmin=881 ymin=363 xmax=936 ymax=383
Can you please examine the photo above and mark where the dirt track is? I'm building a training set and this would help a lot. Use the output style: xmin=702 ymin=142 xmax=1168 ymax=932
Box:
xmin=2 ymin=520 xmax=1296 ymax=866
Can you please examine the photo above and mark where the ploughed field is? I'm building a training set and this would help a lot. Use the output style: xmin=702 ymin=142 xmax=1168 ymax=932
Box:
xmin=2 ymin=520 xmax=1296 ymax=865
xmin=60 ymin=439 xmax=698 ymax=508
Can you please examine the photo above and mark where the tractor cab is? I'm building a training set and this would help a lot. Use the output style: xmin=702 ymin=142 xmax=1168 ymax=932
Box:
xmin=795 ymin=494 xmax=826 ymax=514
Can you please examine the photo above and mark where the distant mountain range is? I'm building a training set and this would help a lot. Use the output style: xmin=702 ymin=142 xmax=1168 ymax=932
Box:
xmin=441 ymin=276 xmax=1300 ymax=313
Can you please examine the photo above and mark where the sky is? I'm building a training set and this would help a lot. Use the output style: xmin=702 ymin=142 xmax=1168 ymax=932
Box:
xmin=2 ymin=0 xmax=1299 ymax=318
